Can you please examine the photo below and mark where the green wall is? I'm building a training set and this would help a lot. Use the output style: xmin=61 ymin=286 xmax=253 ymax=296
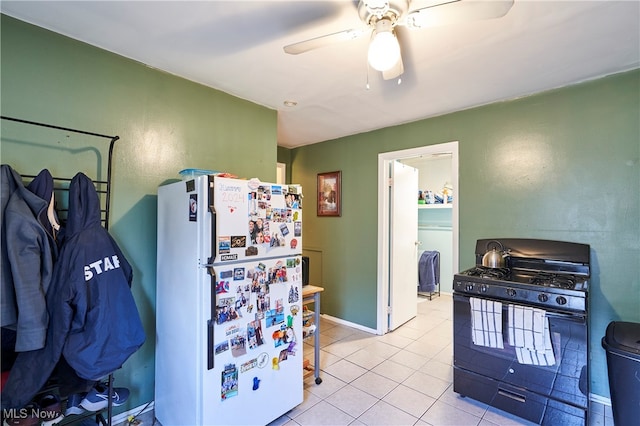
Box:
xmin=290 ymin=69 xmax=640 ymax=398
xmin=2 ymin=12 xmax=638 ymax=408
xmin=1 ymin=15 xmax=277 ymax=414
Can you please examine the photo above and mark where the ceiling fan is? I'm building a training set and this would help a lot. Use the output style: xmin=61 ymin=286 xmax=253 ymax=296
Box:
xmin=284 ymin=0 xmax=514 ymax=80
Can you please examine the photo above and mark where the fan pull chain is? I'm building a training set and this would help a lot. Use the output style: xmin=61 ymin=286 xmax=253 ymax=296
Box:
xmin=366 ymin=57 xmax=371 ymax=90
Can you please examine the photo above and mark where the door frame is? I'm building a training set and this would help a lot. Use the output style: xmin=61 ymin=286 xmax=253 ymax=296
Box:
xmin=376 ymin=141 xmax=459 ymax=335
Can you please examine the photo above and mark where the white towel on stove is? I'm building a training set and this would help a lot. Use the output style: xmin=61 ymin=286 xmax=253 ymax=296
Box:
xmin=508 ymin=304 xmax=556 ymax=366
xmin=470 ymin=297 xmax=504 ymax=349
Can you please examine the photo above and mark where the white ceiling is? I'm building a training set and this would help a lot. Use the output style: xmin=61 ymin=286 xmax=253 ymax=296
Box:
xmin=2 ymin=1 xmax=638 ymax=148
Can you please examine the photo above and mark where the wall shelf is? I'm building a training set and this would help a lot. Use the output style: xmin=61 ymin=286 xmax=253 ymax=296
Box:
xmin=418 ymin=204 xmax=452 ymax=209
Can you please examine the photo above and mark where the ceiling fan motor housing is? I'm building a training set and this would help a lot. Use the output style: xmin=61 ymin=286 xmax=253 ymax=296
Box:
xmin=359 ymin=0 xmax=410 ymax=26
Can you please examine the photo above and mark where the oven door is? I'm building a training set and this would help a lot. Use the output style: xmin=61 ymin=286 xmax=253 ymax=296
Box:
xmin=453 ymin=293 xmax=588 ymax=409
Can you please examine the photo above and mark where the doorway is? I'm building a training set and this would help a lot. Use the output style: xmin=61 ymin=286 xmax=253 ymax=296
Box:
xmin=376 ymin=141 xmax=459 ymax=335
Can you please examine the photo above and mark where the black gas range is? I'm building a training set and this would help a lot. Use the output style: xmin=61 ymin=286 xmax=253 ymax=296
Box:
xmin=455 ymin=238 xmax=590 ymax=313
xmin=453 ymin=238 xmax=591 ymax=425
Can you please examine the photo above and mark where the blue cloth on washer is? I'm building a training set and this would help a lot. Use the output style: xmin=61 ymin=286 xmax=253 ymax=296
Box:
xmin=418 ymin=250 xmax=440 ymax=293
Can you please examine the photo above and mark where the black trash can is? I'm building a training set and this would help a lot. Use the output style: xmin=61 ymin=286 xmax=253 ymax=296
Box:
xmin=601 ymin=321 xmax=640 ymax=426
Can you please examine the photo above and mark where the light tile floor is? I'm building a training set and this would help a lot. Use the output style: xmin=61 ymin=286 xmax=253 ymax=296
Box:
xmin=266 ymin=293 xmax=614 ymax=426
xmin=135 ymin=294 xmax=613 ymax=426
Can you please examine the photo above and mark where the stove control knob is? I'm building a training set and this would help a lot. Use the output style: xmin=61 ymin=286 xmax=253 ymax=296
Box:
xmin=556 ymin=296 xmax=567 ymax=305
xmin=538 ymin=293 xmax=549 ymax=303
xmin=506 ymin=288 xmax=516 ymax=297
xmin=480 ymin=284 xmax=488 ymax=293
xmin=465 ymin=284 xmax=474 ymax=292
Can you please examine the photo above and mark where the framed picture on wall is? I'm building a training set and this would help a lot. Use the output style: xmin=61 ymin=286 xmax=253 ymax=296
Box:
xmin=317 ymin=171 xmax=341 ymax=217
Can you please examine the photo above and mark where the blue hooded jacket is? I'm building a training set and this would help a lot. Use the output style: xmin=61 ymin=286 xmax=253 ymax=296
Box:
xmin=58 ymin=172 xmax=145 ymax=379
xmin=1 ymin=172 xmax=145 ymax=409
xmin=1 ymin=166 xmax=58 ymax=351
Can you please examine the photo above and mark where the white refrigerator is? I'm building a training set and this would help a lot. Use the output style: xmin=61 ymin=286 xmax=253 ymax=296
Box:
xmin=155 ymin=175 xmax=304 ymax=425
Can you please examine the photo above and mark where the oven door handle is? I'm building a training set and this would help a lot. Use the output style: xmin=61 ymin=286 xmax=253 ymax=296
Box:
xmin=454 ymin=293 xmax=586 ymax=323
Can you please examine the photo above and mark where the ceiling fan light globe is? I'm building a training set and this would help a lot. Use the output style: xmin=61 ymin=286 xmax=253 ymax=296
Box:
xmin=368 ymin=31 xmax=400 ymax=71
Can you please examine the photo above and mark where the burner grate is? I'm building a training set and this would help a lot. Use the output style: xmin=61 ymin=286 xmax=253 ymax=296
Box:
xmin=529 ymin=272 xmax=576 ymax=289
xmin=464 ymin=267 xmax=510 ymax=280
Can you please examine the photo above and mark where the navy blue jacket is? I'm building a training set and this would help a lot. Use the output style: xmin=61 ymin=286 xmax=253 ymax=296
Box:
xmin=1 ymin=172 xmax=145 ymax=409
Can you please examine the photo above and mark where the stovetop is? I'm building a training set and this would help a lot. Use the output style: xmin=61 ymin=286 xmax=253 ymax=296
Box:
xmin=454 ymin=266 xmax=589 ymax=313
xmin=459 ymin=266 xmax=589 ymax=291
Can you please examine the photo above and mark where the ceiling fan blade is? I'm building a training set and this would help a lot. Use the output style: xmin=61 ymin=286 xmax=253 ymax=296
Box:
xmin=284 ymin=28 xmax=367 ymax=55
xmin=405 ymin=0 xmax=514 ymax=29
xmin=382 ymin=54 xmax=404 ymax=80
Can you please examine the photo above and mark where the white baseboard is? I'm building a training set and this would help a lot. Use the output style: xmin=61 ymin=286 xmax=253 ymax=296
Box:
xmin=320 ymin=313 xmax=380 ymax=335
xmin=590 ymin=393 xmax=611 ymax=406
xmin=110 ymin=400 xmax=155 ymax=425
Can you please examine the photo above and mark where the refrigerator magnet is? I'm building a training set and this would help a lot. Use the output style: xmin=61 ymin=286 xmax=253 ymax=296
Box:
xmin=241 ymin=358 xmax=258 ymax=373
xmin=257 ymin=352 xmax=269 ymax=368
xmin=288 ymin=286 xmax=299 ymax=303
xmin=272 ymin=329 xmax=285 ymax=347
xmin=233 ymin=267 xmax=245 ymax=280
xmin=247 ymin=178 xmax=260 ymax=191
xmin=230 ymin=334 xmax=247 ymax=357
xmin=247 ymin=320 xmax=264 ymax=349
xmin=215 ymin=340 xmax=229 ymax=355
xmin=215 ymin=280 xmax=230 ymax=294
xmin=284 ymin=327 xmax=296 ymax=346
xmin=218 ymin=237 xmax=231 ymax=253
xmin=231 ymin=235 xmax=246 ymax=248
xmin=221 ymin=364 xmax=238 ymax=400
xmin=287 ymin=341 xmax=297 ymax=355
xmin=189 ymin=194 xmax=197 ymax=221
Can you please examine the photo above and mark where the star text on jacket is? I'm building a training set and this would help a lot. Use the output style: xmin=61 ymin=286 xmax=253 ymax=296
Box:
xmin=84 ymin=255 xmax=121 ymax=281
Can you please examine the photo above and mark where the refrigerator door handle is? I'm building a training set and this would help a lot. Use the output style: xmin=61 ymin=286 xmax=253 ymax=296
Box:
xmin=207 ymin=176 xmax=217 ymax=265
xmin=207 ymin=268 xmax=217 ymax=370
xmin=207 ymin=320 xmax=214 ymax=370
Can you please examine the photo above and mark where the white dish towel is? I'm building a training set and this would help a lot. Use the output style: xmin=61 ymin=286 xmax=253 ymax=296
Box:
xmin=508 ymin=304 xmax=556 ymax=366
xmin=470 ymin=297 xmax=504 ymax=349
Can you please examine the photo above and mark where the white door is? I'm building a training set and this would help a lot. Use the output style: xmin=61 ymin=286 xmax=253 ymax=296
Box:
xmin=388 ymin=161 xmax=419 ymax=330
